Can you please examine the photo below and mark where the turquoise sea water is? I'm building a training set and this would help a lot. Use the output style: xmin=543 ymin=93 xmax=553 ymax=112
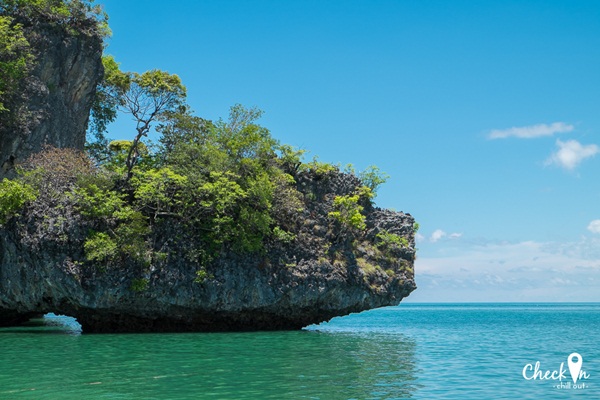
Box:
xmin=0 ymin=303 xmax=598 ymax=399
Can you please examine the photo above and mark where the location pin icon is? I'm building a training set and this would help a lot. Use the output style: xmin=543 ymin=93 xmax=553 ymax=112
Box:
xmin=568 ymin=353 xmax=583 ymax=384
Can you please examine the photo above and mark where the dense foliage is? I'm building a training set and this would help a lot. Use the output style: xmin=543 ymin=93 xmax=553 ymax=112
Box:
xmin=0 ymin=0 xmax=109 ymax=36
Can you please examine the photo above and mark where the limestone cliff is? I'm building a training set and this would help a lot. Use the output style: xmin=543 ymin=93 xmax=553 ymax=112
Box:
xmin=0 ymin=11 xmax=103 ymax=177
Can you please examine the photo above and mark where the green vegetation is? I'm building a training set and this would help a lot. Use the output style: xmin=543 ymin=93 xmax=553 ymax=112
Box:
xmin=194 ymin=267 xmax=213 ymax=284
xmin=130 ymin=277 xmax=149 ymax=292
xmin=272 ymin=226 xmax=296 ymax=243
xmin=5 ymin=100 xmax=305 ymax=268
xmin=301 ymin=157 xmax=338 ymax=177
xmin=0 ymin=0 xmax=109 ymax=37
xmin=83 ymin=231 xmax=117 ymax=262
xmin=376 ymin=230 xmax=409 ymax=250
xmin=358 ymin=165 xmax=389 ymax=194
xmin=0 ymin=90 xmax=399 ymax=273
xmin=328 ymin=186 xmax=373 ymax=234
xmin=328 ymin=194 xmax=366 ymax=232
xmin=0 ymin=178 xmax=37 ymax=224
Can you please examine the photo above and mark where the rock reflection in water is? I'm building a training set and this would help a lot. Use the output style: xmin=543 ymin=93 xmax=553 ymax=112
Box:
xmin=0 ymin=321 xmax=418 ymax=399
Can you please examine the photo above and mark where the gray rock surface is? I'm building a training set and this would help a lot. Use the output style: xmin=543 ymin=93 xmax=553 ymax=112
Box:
xmin=0 ymin=182 xmax=416 ymax=332
xmin=0 ymin=21 xmax=103 ymax=177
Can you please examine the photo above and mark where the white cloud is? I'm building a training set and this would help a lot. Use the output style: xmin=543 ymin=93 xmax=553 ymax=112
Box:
xmin=430 ymin=229 xmax=446 ymax=242
xmin=429 ymin=229 xmax=462 ymax=243
xmin=488 ymin=122 xmax=574 ymax=139
xmin=545 ymin=139 xmax=599 ymax=170
xmin=588 ymin=220 xmax=600 ymax=234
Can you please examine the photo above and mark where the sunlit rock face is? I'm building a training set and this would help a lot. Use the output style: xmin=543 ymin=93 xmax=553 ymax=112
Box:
xmin=0 ymin=18 xmax=103 ymax=177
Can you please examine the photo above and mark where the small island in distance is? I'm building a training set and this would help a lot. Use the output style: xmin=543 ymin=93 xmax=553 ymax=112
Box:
xmin=0 ymin=0 xmax=416 ymax=333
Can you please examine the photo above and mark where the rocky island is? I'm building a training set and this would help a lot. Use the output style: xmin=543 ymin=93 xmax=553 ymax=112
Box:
xmin=0 ymin=0 xmax=416 ymax=333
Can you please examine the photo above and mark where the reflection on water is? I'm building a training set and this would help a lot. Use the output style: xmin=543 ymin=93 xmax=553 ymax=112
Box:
xmin=0 ymin=315 xmax=419 ymax=399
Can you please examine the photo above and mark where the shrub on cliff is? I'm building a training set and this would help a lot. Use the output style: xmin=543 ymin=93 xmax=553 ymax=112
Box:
xmin=0 ymin=178 xmax=36 ymax=224
xmin=20 ymin=145 xmax=95 ymax=190
xmin=329 ymin=194 xmax=366 ymax=233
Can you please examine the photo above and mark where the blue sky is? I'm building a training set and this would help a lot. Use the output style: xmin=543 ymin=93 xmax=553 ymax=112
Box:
xmin=100 ymin=0 xmax=600 ymax=302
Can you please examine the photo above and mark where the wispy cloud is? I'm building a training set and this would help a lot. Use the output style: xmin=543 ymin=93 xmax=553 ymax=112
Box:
xmin=545 ymin=139 xmax=599 ymax=170
xmin=410 ymin=238 xmax=600 ymax=302
xmin=588 ymin=220 xmax=600 ymax=234
xmin=488 ymin=122 xmax=573 ymax=139
xmin=429 ymin=229 xmax=462 ymax=243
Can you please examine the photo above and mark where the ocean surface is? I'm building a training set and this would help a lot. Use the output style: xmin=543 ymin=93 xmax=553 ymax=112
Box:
xmin=0 ymin=303 xmax=598 ymax=399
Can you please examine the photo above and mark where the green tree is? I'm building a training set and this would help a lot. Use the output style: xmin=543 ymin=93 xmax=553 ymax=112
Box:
xmin=156 ymin=107 xmax=214 ymax=168
xmin=92 ymin=63 xmax=187 ymax=178
xmin=155 ymin=104 xmax=301 ymax=254
xmin=121 ymin=70 xmax=186 ymax=179
xmin=276 ymin=144 xmax=305 ymax=174
xmin=74 ymin=181 xmax=151 ymax=265
xmin=212 ymin=104 xmax=279 ymax=171
xmin=358 ymin=165 xmax=389 ymax=195
xmin=131 ymin=166 xmax=187 ymax=221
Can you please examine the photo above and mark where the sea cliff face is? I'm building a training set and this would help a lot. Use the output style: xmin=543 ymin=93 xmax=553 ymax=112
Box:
xmin=0 ymin=169 xmax=416 ymax=333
